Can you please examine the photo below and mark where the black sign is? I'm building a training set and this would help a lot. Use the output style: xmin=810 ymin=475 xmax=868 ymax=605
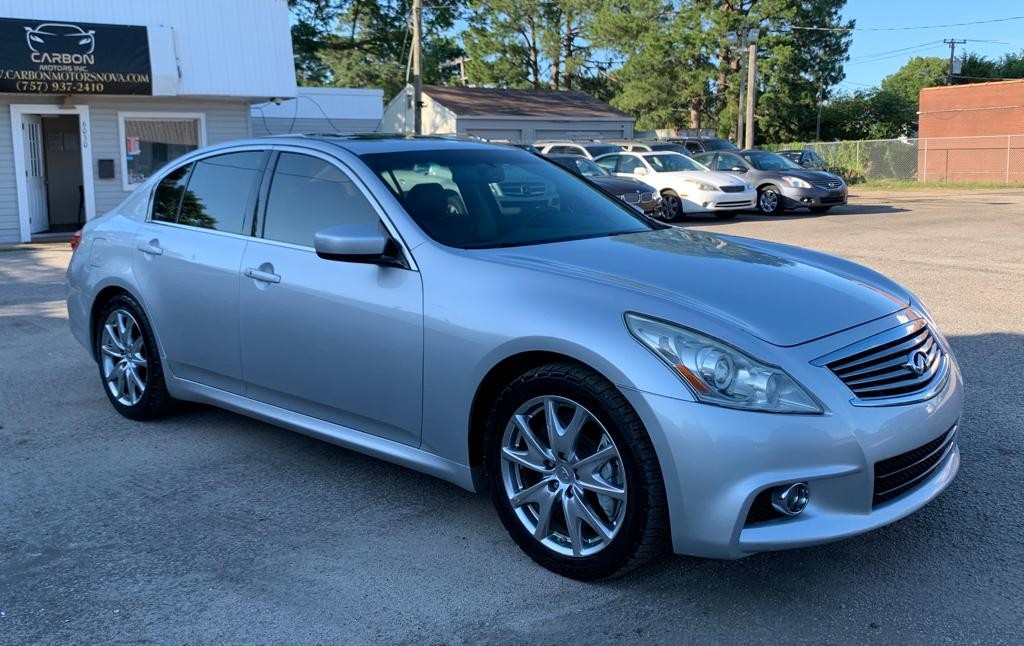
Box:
xmin=0 ymin=18 xmax=151 ymax=95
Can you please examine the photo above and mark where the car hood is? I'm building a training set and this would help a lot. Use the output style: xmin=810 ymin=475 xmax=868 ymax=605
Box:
xmin=757 ymin=168 xmax=842 ymax=182
xmin=475 ymin=228 xmax=908 ymax=347
xmin=658 ymin=170 xmax=749 ymax=187
xmin=589 ymin=176 xmax=655 ymax=193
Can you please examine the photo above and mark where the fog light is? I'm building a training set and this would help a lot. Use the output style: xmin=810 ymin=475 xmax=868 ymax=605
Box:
xmin=771 ymin=482 xmax=809 ymax=516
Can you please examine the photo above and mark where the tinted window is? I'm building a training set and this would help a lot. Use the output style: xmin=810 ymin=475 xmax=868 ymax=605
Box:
xmin=702 ymin=139 xmax=738 ymax=151
xmin=177 ymin=152 xmax=264 ymax=233
xmin=263 ymin=153 xmax=380 ymax=247
xmin=548 ymin=145 xmax=581 ymax=155
xmin=584 ymin=144 xmax=621 ymax=157
xmin=617 ymin=156 xmax=645 ymax=174
xmin=650 ymin=143 xmax=690 ymax=154
xmin=684 ymin=142 xmax=703 ymax=153
xmin=595 ymin=155 xmax=619 ymax=172
xmin=360 ymin=148 xmax=654 ymax=249
xmin=647 ymin=154 xmax=705 ymax=172
xmin=573 ymin=158 xmax=609 ymax=178
xmin=740 ymin=151 xmax=802 ymax=171
xmin=714 ymin=154 xmax=743 ymax=171
xmin=152 ymin=163 xmax=192 ymax=223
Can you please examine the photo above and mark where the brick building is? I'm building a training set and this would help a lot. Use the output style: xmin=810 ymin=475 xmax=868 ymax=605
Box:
xmin=918 ymin=79 xmax=1024 ymax=183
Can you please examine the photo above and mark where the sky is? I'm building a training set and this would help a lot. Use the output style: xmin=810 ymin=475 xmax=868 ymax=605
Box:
xmin=839 ymin=1 xmax=1024 ymax=91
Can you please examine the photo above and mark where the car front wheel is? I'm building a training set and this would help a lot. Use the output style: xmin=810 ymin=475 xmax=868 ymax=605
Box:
xmin=661 ymin=191 xmax=683 ymax=221
xmin=484 ymin=362 xmax=668 ymax=579
xmin=757 ymin=186 xmax=785 ymax=215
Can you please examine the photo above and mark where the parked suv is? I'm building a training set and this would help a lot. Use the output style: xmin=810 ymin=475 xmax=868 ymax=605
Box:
xmin=536 ymin=141 xmax=622 ymax=160
xmin=694 ymin=150 xmax=847 ymax=215
xmin=668 ymin=138 xmax=738 ymax=155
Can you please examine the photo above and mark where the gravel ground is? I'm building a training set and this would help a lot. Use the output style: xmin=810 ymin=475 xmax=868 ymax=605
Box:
xmin=1 ymin=190 xmax=1022 ymax=645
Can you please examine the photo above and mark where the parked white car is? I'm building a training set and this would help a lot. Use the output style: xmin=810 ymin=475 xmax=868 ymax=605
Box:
xmin=595 ymin=151 xmax=756 ymax=220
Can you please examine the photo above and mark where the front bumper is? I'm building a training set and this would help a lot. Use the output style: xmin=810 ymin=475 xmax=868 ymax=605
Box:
xmin=683 ymin=188 xmax=757 ymax=212
xmin=619 ymin=342 xmax=963 ymax=559
xmin=781 ymin=185 xmax=848 ymax=208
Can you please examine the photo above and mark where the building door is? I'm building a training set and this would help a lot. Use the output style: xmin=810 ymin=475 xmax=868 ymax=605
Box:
xmin=23 ymin=115 xmax=49 ymax=234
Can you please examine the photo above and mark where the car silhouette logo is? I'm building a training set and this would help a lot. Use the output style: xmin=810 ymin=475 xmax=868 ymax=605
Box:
xmin=24 ymin=23 xmax=96 ymax=55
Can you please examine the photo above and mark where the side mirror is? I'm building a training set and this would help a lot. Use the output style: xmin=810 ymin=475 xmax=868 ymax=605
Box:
xmin=633 ymin=167 xmax=648 ymax=176
xmin=313 ymin=224 xmax=404 ymax=267
xmin=730 ymin=166 xmax=747 ymax=173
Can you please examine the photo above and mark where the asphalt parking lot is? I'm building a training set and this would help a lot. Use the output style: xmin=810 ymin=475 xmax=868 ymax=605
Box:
xmin=1 ymin=188 xmax=1022 ymax=644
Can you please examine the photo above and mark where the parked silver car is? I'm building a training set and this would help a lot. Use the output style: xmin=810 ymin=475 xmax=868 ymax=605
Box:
xmin=67 ymin=136 xmax=962 ymax=579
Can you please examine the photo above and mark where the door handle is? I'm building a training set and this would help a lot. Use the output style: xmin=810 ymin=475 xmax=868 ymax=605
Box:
xmin=244 ymin=267 xmax=281 ymax=284
xmin=137 ymin=240 xmax=163 ymax=256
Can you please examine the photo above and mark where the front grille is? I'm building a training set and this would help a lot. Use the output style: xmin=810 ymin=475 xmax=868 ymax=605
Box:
xmin=821 ymin=195 xmax=845 ymax=204
xmin=640 ymin=191 xmax=656 ymax=202
xmin=720 ymin=185 xmax=746 ymax=193
xmin=826 ymin=321 xmax=944 ymax=400
xmin=873 ymin=426 xmax=957 ymax=506
xmin=621 ymin=191 xmax=641 ymax=204
xmin=812 ymin=179 xmax=843 ymax=190
xmin=500 ymin=182 xmax=546 ymax=196
xmin=716 ymin=200 xmax=753 ymax=207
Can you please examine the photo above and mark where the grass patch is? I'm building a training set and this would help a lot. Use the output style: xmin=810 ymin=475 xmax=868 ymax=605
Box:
xmin=856 ymin=180 xmax=1024 ymax=191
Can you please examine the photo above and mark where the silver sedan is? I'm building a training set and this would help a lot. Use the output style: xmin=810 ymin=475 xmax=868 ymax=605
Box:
xmin=67 ymin=136 xmax=962 ymax=579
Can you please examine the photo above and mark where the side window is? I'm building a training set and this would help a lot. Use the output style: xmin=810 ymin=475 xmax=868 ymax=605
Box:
xmin=714 ymin=154 xmax=737 ymax=171
xmin=177 ymin=152 xmax=265 ymax=233
xmin=595 ymin=155 xmax=618 ymax=172
xmin=152 ymin=163 xmax=192 ymax=223
xmin=685 ymin=141 xmax=703 ymax=154
xmin=617 ymin=156 xmax=644 ymax=174
xmin=263 ymin=153 xmax=380 ymax=247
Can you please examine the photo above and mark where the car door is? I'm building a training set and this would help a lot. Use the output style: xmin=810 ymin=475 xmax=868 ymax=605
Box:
xmin=238 ymin=149 xmax=423 ymax=446
xmin=132 ymin=149 xmax=268 ymax=394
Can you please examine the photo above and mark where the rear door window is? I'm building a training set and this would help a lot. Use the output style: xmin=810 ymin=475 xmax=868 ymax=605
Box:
xmin=176 ymin=151 xmax=266 ymax=233
xmin=152 ymin=163 xmax=193 ymax=223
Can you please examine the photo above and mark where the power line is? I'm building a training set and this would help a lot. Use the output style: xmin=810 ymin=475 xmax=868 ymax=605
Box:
xmin=788 ymin=15 xmax=1024 ymax=32
xmin=847 ymin=40 xmax=944 ymax=63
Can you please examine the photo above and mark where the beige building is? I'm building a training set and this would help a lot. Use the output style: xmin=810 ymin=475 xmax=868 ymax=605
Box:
xmin=381 ymin=85 xmax=634 ymax=143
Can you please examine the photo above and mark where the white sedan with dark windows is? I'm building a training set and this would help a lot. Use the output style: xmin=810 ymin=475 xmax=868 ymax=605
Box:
xmin=594 ymin=151 xmax=756 ymax=220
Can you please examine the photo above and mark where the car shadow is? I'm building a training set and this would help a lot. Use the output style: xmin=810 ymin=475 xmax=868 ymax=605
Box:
xmin=672 ymin=202 xmax=911 ymax=225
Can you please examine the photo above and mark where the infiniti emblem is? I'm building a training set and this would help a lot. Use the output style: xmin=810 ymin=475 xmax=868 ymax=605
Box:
xmin=905 ymin=350 xmax=929 ymax=375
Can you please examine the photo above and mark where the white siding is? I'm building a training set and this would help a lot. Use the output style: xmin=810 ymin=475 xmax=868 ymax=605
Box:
xmin=251 ymin=117 xmax=381 ymax=136
xmin=0 ymin=97 xmax=251 ymax=244
xmin=0 ymin=0 xmax=296 ymax=99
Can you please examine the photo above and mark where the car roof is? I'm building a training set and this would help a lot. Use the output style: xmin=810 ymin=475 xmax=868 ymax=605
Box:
xmin=198 ymin=133 xmax=524 ymax=156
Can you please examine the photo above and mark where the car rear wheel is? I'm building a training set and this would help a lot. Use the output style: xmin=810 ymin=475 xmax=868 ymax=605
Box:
xmin=95 ymin=294 xmax=175 ymax=420
xmin=757 ymin=186 xmax=785 ymax=215
xmin=484 ymin=362 xmax=668 ymax=579
xmin=661 ymin=191 xmax=683 ymax=221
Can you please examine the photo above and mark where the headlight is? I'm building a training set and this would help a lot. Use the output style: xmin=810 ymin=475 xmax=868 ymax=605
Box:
xmin=684 ymin=179 xmax=717 ymax=192
xmin=780 ymin=176 xmax=812 ymax=189
xmin=625 ymin=313 xmax=823 ymax=414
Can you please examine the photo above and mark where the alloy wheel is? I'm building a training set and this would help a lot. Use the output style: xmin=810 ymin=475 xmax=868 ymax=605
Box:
xmin=499 ymin=396 xmax=628 ymax=557
xmin=759 ymin=189 xmax=780 ymax=214
xmin=662 ymin=195 xmax=682 ymax=220
xmin=100 ymin=309 xmax=148 ymax=406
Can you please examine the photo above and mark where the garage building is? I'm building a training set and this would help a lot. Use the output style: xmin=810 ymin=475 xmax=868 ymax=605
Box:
xmin=0 ymin=0 xmax=295 ymax=244
xmin=381 ymin=85 xmax=634 ymax=143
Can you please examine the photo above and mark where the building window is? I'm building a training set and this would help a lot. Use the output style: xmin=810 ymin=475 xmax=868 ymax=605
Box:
xmin=118 ymin=112 xmax=206 ymax=191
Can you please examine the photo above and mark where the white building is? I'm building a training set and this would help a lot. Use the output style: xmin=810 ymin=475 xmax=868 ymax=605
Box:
xmin=381 ymin=85 xmax=635 ymax=144
xmin=250 ymin=87 xmax=383 ymax=137
xmin=0 ymin=0 xmax=295 ymax=244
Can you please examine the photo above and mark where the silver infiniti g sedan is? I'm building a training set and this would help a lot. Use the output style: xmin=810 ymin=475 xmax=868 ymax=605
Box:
xmin=67 ymin=135 xmax=962 ymax=579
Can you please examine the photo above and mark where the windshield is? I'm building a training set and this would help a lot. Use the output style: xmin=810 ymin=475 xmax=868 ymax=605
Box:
xmin=585 ymin=144 xmax=622 ymax=156
xmin=568 ymin=157 xmax=610 ymax=178
xmin=360 ymin=148 xmax=654 ymax=249
xmin=741 ymin=151 xmax=802 ymax=171
xmin=701 ymin=139 xmax=738 ymax=151
xmin=646 ymin=154 xmax=706 ymax=172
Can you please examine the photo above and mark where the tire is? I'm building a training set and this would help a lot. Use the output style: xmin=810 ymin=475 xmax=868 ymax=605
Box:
xmin=94 ymin=293 xmax=175 ymax=421
xmin=484 ymin=362 xmax=668 ymax=580
xmin=809 ymin=206 xmax=831 ymax=214
xmin=757 ymin=185 xmax=785 ymax=215
xmin=660 ymin=190 xmax=683 ymax=221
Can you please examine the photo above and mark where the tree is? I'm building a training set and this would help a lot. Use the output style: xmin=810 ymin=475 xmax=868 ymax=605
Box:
xmin=590 ymin=1 xmax=714 ymax=130
xmin=289 ymin=0 xmax=465 ymax=99
xmin=880 ymin=56 xmax=947 ymax=102
xmin=463 ymin=0 xmax=595 ymax=90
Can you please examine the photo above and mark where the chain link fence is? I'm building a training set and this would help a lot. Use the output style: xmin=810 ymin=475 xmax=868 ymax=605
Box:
xmin=766 ymin=136 xmax=1024 ymax=184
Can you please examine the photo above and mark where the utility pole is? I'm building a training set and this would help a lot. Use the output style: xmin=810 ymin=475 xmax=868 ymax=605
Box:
xmin=745 ymin=38 xmax=758 ymax=149
xmin=737 ymin=54 xmax=746 ymax=148
xmin=944 ymin=38 xmax=966 ymax=85
xmin=815 ymin=81 xmax=824 ymax=141
xmin=411 ymin=0 xmax=423 ymax=134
